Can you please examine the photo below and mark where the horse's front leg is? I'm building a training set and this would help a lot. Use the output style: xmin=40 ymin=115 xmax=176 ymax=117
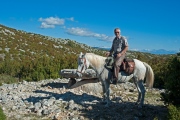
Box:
xmin=100 ymin=80 xmax=107 ymax=103
xmin=100 ymin=80 xmax=110 ymax=107
xmin=104 ymin=80 xmax=110 ymax=107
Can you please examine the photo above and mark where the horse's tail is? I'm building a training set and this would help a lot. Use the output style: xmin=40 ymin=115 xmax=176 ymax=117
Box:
xmin=143 ymin=62 xmax=154 ymax=88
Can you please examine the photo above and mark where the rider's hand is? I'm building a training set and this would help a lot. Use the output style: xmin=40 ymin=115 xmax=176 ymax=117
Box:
xmin=117 ymin=53 xmax=122 ymax=57
xmin=105 ymin=52 xmax=110 ymax=56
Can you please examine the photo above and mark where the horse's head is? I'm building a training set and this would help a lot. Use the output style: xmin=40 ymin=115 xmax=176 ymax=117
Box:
xmin=77 ymin=52 xmax=90 ymax=77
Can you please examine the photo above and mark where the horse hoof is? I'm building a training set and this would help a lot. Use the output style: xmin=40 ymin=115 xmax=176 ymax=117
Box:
xmin=100 ymin=101 xmax=107 ymax=105
xmin=138 ymin=105 xmax=143 ymax=109
xmin=105 ymin=103 xmax=109 ymax=108
xmin=135 ymin=101 xmax=140 ymax=105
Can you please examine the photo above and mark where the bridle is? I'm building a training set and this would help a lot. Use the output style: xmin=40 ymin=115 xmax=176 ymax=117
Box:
xmin=77 ymin=57 xmax=88 ymax=74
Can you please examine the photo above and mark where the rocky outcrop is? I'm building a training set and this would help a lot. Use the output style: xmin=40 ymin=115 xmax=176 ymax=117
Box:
xmin=0 ymin=79 xmax=167 ymax=120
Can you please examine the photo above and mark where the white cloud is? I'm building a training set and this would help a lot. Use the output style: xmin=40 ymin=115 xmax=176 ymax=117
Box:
xmin=39 ymin=17 xmax=65 ymax=28
xmin=66 ymin=27 xmax=92 ymax=36
xmin=66 ymin=27 xmax=113 ymax=42
xmin=38 ymin=16 xmax=113 ymax=42
xmin=66 ymin=17 xmax=75 ymax=21
xmin=40 ymin=22 xmax=55 ymax=28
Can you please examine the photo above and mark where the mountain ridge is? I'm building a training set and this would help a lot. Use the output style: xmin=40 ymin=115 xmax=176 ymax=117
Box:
xmin=0 ymin=24 xmax=104 ymax=60
xmin=93 ymin=47 xmax=178 ymax=55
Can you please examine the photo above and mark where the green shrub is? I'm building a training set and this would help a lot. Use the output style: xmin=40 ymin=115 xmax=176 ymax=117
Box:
xmin=0 ymin=74 xmax=19 ymax=85
xmin=168 ymin=104 xmax=180 ymax=120
xmin=0 ymin=107 xmax=6 ymax=120
xmin=177 ymin=52 xmax=180 ymax=56
xmin=162 ymin=57 xmax=180 ymax=105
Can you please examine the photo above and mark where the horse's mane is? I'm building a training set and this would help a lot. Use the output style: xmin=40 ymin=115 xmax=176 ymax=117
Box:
xmin=85 ymin=53 xmax=106 ymax=68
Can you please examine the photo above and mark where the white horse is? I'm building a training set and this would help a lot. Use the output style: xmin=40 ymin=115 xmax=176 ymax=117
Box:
xmin=77 ymin=52 xmax=154 ymax=108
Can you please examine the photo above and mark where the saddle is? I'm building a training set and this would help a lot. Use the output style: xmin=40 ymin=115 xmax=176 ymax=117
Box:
xmin=105 ymin=57 xmax=135 ymax=75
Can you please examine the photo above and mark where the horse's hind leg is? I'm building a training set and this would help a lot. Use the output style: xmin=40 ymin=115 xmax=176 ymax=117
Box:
xmin=133 ymin=78 xmax=141 ymax=104
xmin=137 ymin=80 xmax=146 ymax=108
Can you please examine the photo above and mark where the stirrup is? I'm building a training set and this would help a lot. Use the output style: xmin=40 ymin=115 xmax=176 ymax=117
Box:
xmin=110 ymin=78 xmax=117 ymax=84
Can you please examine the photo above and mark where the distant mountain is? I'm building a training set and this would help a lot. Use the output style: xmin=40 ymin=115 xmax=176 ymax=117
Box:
xmin=139 ymin=49 xmax=178 ymax=55
xmin=93 ymin=47 xmax=178 ymax=55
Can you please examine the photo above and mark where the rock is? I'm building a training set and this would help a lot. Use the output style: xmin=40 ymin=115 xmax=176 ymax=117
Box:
xmin=11 ymin=106 xmax=17 ymax=110
xmin=60 ymin=69 xmax=97 ymax=79
xmin=87 ymin=106 xmax=93 ymax=111
xmin=34 ymin=102 xmax=42 ymax=110
xmin=42 ymin=109 xmax=50 ymax=115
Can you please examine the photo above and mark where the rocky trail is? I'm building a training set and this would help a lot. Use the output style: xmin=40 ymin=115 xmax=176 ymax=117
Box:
xmin=0 ymin=78 xmax=168 ymax=120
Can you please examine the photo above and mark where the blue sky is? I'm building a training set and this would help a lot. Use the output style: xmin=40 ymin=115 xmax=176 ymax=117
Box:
xmin=1 ymin=0 xmax=180 ymax=51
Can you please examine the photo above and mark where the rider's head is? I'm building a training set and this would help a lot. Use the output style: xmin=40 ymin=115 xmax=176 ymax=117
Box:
xmin=114 ymin=28 xmax=121 ymax=38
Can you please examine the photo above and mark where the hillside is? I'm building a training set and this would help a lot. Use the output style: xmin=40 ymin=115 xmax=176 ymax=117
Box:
xmin=0 ymin=24 xmax=107 ymax=82
xmin=0 ymin=24 xmax=103 ymax=61
xmin=0 ymin=24 xmax=173 ymax=61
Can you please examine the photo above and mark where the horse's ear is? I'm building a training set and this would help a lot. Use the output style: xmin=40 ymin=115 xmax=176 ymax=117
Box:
xmin=80 ymin=52 xmax=84 ymax=56
xmin=79 ymin=52 xmax=83 ymax=58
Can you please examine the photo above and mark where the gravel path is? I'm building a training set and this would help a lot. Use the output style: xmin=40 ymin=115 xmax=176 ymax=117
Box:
xmin=0 ymin=78 xmax=168 ymax=120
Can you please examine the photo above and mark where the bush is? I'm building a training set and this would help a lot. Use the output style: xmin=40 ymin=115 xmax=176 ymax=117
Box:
xmin=0 ymin=107 xmax=6 ymax=120
xmin=177 ymin=52 xmax=180 ymax=56
xmin=0 ymin=74 xmax=19 ymax=85
xmin=162 ymin=57 xmax=180 ymax=105
xmin=168 ymin=104 xmax=180 ymax=120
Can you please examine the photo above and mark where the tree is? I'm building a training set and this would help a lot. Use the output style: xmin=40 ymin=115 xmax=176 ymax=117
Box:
xmin=162 ymin=56 xmax=180 ymax=105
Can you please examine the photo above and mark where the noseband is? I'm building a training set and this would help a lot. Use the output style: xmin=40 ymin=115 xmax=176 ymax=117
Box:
xmin=77 ymin=57 xmax=87 ymax=74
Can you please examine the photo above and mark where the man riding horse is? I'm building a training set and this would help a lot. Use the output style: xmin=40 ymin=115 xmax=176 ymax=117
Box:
xmin=105 ymin=28 xmax=128 ymax=84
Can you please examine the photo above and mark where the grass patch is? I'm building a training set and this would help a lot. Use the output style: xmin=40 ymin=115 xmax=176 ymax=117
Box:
xmin=0 ymin=107 xmax=6 ymax=120
xmin=0 ymin=74 xmax=19 ymax=86
xmin=168 ymin=104 xmax=180 ymax=120
xmin=145 ymin=91 xmax=161 ymax=98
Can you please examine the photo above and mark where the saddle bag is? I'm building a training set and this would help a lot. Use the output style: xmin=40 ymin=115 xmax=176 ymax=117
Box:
xmin=124 ymin=59 xmax=135 ymax=75
xmin=105 ymin=57 xmax=135 ymax=75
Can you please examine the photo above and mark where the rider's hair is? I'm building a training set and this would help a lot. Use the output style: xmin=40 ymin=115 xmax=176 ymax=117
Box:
xmin=114 ymin=28 xmax=121 ymax=32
